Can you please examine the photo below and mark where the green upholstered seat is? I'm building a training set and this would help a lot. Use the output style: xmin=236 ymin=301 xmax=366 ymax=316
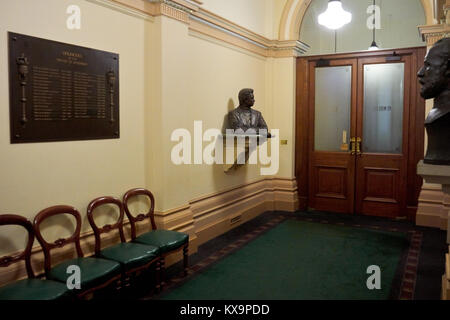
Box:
xmin=0 ymin=278 xmax=71 ymax=300
xmin=48 ymin=257 xmax=121 ymax=290
xmin=99 ymin=243 xmax=159 ymax=271
xmin=134 ymin=230 xmax=188 ymax=254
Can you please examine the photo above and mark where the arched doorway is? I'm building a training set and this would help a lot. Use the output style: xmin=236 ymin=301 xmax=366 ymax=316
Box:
xmin=279 ymin=0 xmax=433 ymax=42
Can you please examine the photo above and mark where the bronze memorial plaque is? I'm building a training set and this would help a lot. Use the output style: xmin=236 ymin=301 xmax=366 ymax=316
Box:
xmin=8 ymin=32 xmax=119 ymax=143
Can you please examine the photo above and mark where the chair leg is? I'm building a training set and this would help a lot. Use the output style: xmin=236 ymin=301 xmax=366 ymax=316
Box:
xmin=116 ymin=278 xmax=122 ymax=291
xmin=155 ymin=259 xmax=161 ymax=294
xmin=124 ymin=275 xmax=131 ymax=288
xmin=183 ymin=245 xmax=189 ymax=277
xmin=160 ymin=257 xmax=166 ymax=291
xmin=83 ymin=292 xmax=94 ymax=300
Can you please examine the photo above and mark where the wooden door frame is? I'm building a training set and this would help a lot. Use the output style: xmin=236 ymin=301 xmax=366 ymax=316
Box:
xmin=295 ymin=46 xmax=427 ymax=220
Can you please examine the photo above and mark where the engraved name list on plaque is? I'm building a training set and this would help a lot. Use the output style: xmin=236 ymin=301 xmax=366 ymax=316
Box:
xmin=8 ymin=32 xmax=119 ymax=143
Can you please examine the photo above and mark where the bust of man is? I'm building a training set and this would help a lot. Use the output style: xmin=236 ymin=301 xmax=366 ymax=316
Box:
xmin=417 ymin=37 xmax=450 ymax=165
xmin=227 ymin=88 xmax=271 ymax=137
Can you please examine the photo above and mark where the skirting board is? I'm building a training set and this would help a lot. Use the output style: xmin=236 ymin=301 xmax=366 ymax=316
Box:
xmin=0 ymin=177 xmax=299 ymax=287
xmin=443 ymin=252 xmax=450 ymax=300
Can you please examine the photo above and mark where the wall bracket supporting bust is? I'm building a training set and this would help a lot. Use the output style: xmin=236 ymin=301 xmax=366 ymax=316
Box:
xmin=221 ymin=134 xmax=272 ymax=173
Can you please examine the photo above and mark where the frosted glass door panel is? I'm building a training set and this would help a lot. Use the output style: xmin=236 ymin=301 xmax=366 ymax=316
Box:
xmin=363 ymin=63 xmax=404 ymax=154
xmin=314 ymin=66 xmax=352 ymax=152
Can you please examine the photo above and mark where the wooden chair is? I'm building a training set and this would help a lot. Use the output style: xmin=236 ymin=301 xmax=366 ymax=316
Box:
xmin=123 ymin=188 xmax=189 ymax=291
xmin=0 ymin=214 xmax=70 ymax=300
xmin=86 ymin=196 xmax=160 ymax=292
xmin=33 ymin=205 xmax=122 ymax=299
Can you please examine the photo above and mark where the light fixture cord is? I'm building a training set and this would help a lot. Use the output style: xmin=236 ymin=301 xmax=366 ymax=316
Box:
xmin=335 ymin=30 xmax=337 ymax=52
xmin=372 ymin=0 xmax=376 ymax=43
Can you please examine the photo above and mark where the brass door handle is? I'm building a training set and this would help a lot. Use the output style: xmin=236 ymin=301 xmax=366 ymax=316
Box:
xmin=350 ymin=137 xmax=362 ymax=155
xmin=356 ymin=137 xmax=362 ymax=155
xmin=350 ymin=137 xmax=356 ymax=155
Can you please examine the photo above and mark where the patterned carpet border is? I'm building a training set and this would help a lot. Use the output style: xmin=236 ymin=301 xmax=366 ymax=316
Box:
xmin=399 ymin=230 xmax=422 ymax=300
xmin=148 ymin=214 xmax=422 ymax=300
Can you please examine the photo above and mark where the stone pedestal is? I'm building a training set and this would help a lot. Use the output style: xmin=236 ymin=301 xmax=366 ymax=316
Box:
xmin=418 ymin=160 xmax=450 ymax=243
xmin=443 ymin=248 xmax=450 ymax=300
xmin=417 ymin=161 xmax=450 ymax=300
xmin=416 ymin=184 xmax=448 ymax=230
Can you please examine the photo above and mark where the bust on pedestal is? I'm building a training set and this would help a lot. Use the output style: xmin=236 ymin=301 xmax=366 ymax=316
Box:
xmin=416 ymin=37 xmax=450 ymax=300
xmin=417 ymin=38 xmax=450 ymax=239
xmin=417 ymin=38 xmax=450 ymax=165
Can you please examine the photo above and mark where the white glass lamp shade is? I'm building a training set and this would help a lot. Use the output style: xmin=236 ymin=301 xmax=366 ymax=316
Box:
xmin=318 ymin=0 xmax=352 ymax=30
xmin=368 ymin=41 xmax=379 ymax=51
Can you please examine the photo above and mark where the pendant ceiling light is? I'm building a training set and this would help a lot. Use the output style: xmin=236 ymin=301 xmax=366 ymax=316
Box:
xmin=368 ymin=0 xmax=379 ymax=50
xmin=318 ymin=0 xmax=352 ymax=30
xmin=368 ymin=40 xmax=379 ymax=51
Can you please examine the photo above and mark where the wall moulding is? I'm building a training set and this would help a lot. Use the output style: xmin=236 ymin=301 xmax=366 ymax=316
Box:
xmin=101 ymin=0 xmax=308 ymax=57
xmin=418 ymin=24 xmax=450 ymax=46
xmin=188 ymin=9 xmax=309 ymax=57
xmin=108 ymin=0 xmax=159 ymax=16
xmin=189 ymin=177 xmax=299 ymax=245
xmin=155 ymin=2 xmax=190 ymax=24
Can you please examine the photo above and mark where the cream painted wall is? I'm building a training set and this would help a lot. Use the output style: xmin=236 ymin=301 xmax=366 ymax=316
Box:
xmin=266 ymin=57 xmax=297 ymax=178
xmin=300 ymin=0 xmax=426 ymax=55
xmin=201 ymin=0 xmax=267 ymax=36
xmin=0 ymin=0 xmax=152 ymax=254
xmin=201 ymin=0 xmax=287 ymax=39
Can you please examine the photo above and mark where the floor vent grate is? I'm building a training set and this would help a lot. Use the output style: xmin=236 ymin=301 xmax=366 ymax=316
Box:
xmin=230 ymin=215 xmax=242 ymax=225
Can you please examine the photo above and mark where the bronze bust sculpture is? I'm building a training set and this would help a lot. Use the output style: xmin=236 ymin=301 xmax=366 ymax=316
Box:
xmin=417 ymin=37 xmax=450 ymax=165
xmin=227 ymin=88 xmax=271 ymax=137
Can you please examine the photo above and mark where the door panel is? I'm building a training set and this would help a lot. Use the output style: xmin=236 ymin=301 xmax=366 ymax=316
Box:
xmin=357 ymin=158 xmax=402 ymax=214
xmin=355 ymin=56 xmax=411 ymax=217
xmin=316 ymin=166 xmax=348 ymax=199
xmin=308 ymin=59 xmax=357 ymax=213
xmin=362 ymin=63 xmax=405 ymax=154
xmin=314 ymin=66 xmax=352 ymax=152
xmin=364 ymin=167 xmax=398 ymax=202
xmin=311 ymin=156 xmax=353 ymax=213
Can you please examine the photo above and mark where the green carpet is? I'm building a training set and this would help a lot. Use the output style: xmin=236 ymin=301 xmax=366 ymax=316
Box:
xmin=161 ymin=220 xmax=409 ymax=300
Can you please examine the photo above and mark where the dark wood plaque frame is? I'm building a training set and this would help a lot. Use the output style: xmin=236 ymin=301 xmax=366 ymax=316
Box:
xmin=8 ymin=32 xmax=120 ymax=143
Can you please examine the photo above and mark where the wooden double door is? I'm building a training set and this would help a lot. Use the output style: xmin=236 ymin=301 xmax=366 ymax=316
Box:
xmin=296 ymin=48 xmax=426 ymax=218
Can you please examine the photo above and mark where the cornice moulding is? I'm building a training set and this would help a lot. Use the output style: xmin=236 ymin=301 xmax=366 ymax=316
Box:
xmin=148 ymin=0 xmax=200 ymax=12
xmin=190 ymin=8 xmax=309 ymax=57
xmin=418 ymin=23 xmax=450 ymax=46
xmin=101 ymin=0 xmax=308 ymax=57
xmin=91 ymin=0 xmax=156 ymax=19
